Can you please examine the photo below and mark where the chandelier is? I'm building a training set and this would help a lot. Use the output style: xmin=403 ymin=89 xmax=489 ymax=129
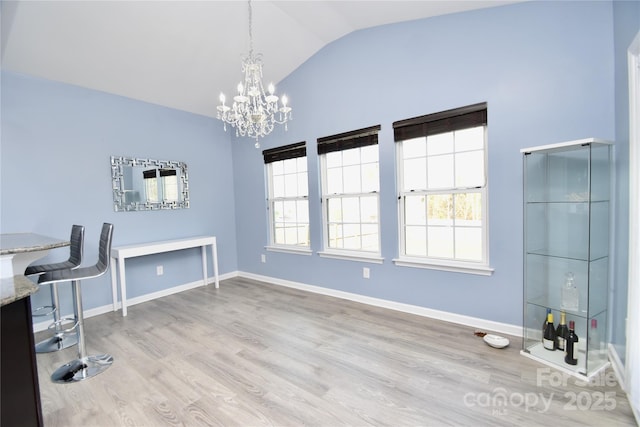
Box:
xmin=217 ymin=0 xmax=292 ymax=148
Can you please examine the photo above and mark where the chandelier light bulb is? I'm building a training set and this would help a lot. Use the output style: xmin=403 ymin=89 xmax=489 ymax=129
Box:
xmin=216 ymin=0 xmax=292 ymax=147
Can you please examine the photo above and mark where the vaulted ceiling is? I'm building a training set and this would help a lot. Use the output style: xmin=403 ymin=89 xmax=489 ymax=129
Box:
xmin=1 ymin=1 xmax=517 ymax=118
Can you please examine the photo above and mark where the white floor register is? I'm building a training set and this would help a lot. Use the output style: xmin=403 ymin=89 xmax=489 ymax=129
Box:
xmin=110 ymin=236 xmax=219 ymax=316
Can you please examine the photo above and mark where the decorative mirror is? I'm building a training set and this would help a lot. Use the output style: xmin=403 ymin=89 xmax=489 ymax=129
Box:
xmin=111 ymin=156 xmax=189 ymax=211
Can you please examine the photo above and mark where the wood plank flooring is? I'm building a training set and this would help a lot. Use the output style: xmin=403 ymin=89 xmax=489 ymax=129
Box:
xmin=35 ymin=277 xmax=637 ymax=426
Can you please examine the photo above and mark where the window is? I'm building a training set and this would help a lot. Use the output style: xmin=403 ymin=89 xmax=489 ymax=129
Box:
xmin=394 ymin=103 xmax=492 ymax=275
xmin=318 ymin=125 xmax=382 ymax=261
xmin=143 ymin=169 xmax=159 ymax=203
xmin=160 ymin=169 xmax=178 ymax=201
xmin=143 ymin=168 xmax=179 ymax=204
xmin=264 ymin=142 xmax=310 ymax=250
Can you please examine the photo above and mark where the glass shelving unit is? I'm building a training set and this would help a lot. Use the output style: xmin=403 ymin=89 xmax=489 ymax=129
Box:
xmin=521 ymin=138 xmax=612 ymax=378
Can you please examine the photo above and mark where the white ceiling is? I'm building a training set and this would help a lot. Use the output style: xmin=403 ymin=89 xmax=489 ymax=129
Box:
xmin=1 ymin=1 xmax=517 ymax=118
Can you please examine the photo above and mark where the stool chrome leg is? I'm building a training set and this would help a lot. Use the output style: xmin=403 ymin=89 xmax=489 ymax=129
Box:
xmin=51 ymin=280 xmax=113 ymax=383
xmin=35 ymin=282 xmax=78 ymax=353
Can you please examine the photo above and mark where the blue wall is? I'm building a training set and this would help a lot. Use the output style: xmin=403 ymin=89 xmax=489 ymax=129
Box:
xmin=611 ymin=0 xmax=640 ymax=364
xmin=233 ymin=1 xmax=616 ymax=326
xmin=1 ymin=1 xmax=630 ymax=331
xmin=1 ymin=72 xmax=238 ymax=314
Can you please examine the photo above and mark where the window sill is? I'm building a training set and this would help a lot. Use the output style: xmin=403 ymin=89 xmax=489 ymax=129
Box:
xmin=265 ymin=246 xmax=313 ymax=256
xmin=393 ymin=257 xmax=494 ymax=276
xmin=318 ymin=250 xmax=384 ymax=264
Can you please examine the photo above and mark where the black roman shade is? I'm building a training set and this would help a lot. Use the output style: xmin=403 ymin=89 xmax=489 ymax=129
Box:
xmin=263 ymin=142 xmax=307 ymax=164
xmin=159 ymin=169 xmax=177 ymax=177
xmin=393 ymin=102 xmax=487 ymax=142
xmin=143 ymin=169 xmax=157 ymax=179
xmin=317 ymin=125 xmax=381 ymax=155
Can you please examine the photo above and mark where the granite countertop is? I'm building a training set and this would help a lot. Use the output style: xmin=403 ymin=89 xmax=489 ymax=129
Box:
xmin=1 ymin=275 xmax=39 ymax=307
xmin=0 ymin=233 xmax=69 ymax=255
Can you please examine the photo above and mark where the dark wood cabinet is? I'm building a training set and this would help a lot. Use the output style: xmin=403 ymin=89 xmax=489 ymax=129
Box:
xmin=1 ymin=296 xmax=43 ymax=427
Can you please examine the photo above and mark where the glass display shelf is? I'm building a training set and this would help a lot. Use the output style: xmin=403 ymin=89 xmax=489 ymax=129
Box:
xmin=522 ymin=304 xmax=609 ymax=378
xmin=521 ymin=138 xmax=612 ymax=379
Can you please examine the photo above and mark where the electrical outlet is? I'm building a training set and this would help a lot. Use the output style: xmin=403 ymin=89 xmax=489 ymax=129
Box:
xmin=363 ymin=267 xmax=370 ymax=279
xmin=261 ymin=254 xmax=266 ymax=263
xmin=156 ymin=265 xmax=163 ymax=276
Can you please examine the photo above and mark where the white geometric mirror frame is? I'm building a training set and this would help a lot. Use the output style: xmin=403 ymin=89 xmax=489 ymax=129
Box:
xmin=111 ymin=156 xmax=190 ymax=212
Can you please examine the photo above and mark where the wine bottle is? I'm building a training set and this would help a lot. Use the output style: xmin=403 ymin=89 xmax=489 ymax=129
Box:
xmin=556 ymin=311 xmax=569 ymax=351
xmin=565 ymin=320 xmax=579 ymax=365
xmin=542 ymin=308 xmax=551 ymax=330
xmin=588 ymin=318 xmax=601 ymax=364
xmin=542 ymin=310 xmax=557 ymax=351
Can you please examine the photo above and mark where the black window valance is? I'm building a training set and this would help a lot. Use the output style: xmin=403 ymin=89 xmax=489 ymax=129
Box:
xmin=317 ymin=125 xmax=381 ymax=155
xmin=393 ymin=103 xmax=487 ymax=142
xmin=263 ymin=142 xmax=307 ymax=164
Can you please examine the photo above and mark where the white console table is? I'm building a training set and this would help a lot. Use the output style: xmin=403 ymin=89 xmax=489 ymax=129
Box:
xmin=110 ymin=236 xmax=219 ymax=316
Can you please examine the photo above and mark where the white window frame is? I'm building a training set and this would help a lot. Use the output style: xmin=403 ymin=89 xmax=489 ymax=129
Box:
xmin=160 ymin=170 xmax=179 ymax=202
xmin=264 ymin=143 xmax=311 ymax=255
xmin=144 ymin=169 xmax=159 ymax=203
xmin=393 ymin=104 xmax=493 ymax=276
xmin=318 ymin=126 xmax=383 ymax=264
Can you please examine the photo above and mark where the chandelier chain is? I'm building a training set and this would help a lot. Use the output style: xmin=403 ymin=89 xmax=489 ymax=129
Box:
xmin=247 ymin=0 xmax=253 ymax=57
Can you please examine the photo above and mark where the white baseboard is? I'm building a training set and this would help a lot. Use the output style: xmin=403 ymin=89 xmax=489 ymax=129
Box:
xmin=34 ymin=270 xmax=520 ymax=337
xmin=238 ymin=271 xmax=522 ymax=337
xmin=608 ymin=343 xmax=627 ymax=391
xmin=33 ymin=271 xmax=238 ymax=332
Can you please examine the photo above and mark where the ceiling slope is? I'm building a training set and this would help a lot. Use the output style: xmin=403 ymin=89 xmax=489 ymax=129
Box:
xmin=1 ymin=1 xmax=517 ymax=117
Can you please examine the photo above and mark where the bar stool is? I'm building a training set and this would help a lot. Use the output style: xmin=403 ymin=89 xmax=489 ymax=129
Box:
xmin=38 ymin=223 xmax=115 ymax=383
xmin=25 ymin=224 xmax=84 ymax=353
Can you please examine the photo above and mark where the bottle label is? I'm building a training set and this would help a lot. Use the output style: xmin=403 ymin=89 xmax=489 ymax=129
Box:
xmin=543 ymin=338 xmax=555 ymax=350
xmin=557 ymin=337 xmax=566 ymax=351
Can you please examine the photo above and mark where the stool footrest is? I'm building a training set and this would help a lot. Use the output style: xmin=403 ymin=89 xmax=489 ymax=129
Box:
xmin=47 ymin=317 xmax=79 ymax=335
xmin=32 ymin=305 xmax=56 ymax=317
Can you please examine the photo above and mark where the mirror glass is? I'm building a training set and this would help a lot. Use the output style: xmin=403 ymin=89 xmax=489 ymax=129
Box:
xmin=111 ymin=156 xmax=189 ymax=211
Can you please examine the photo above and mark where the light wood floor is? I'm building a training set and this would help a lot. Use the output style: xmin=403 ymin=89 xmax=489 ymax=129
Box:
xmin=36 ymin=277 xmax=636 ymax=426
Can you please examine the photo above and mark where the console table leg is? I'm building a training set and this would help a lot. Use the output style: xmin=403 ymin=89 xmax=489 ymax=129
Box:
xmin=118 ymin=258 xmax=127 ymax=317
xmin=201 ymin=245 xmax=208 ymax=286
xmin=110 ymin=257 xmax=118 ymax=312
xmin=213 ymin=242 xmax=219 ymax=289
